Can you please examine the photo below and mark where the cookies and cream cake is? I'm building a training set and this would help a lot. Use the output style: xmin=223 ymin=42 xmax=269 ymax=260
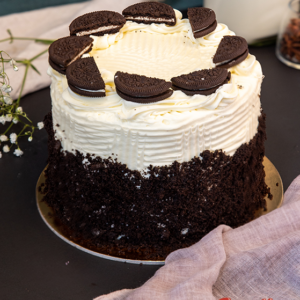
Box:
xmin=43 ymin=3 xmax=270 ymax=260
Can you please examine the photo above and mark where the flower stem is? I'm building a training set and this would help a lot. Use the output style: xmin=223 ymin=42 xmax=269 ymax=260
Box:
xmin=2 ymin=121 xmax=14 ymax=135
xmin=16 ymin=63 xmax=29 ymax=107
xmin=30 ymin=49 xmax=48 ymax=62
xmin=0 ymin=37 xmax=55 ymax=44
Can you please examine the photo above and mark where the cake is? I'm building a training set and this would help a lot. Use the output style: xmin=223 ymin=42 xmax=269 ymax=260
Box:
xmin=43 ymin=3 xmax=270 ymax=260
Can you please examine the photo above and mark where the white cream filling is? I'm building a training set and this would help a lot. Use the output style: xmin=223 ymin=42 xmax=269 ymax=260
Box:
xmin=67 ymin=45 xmax=92 ymax=66
xmin=75 ymin=87 xmax=105 ymax=93
xmin=194 ymin=24 xmax=210 ymax=33
xmin=76 ymin=25 xmax=120 ymax=37
xmin=215 ymin=59 xmax=233 ymax=66
xmin=125 ymin=16 xmax=175 ymax=23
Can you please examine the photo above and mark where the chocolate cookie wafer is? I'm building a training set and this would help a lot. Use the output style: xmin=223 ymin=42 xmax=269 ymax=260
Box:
xmin=188 ymin=7 xmax=217 ymax=39
xmin=70 ymin=11 xmax=126 ymax=37
xmin=171 ymin=68 xmax=231 ymax=96
xmin=122 ymin=2 xmax=176 ymax=26
xmin=66 ymin=57 xmax=105 ymax=97
xmin=213 ymin=36 xmax=249 ymax=68
xmin=114 ymin=71 xmax=173 ymax=103
xmin=48 ymin=36 xmax=93 ymax=75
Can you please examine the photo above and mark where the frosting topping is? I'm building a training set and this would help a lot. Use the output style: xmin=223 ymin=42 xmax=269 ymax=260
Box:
xmin=49 ymin=14 xmax=263 ymax=171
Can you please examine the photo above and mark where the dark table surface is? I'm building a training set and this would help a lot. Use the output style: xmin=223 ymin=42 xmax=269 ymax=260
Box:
xmin=1 ymin=45 xmax=300 ymax=300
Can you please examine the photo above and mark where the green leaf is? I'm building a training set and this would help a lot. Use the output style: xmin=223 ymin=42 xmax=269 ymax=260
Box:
xmin=31 ymin=64 xmax=41 ymax=75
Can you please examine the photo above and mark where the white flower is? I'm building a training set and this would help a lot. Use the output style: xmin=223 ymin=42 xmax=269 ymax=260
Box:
xmin=28 ymin=136 xmax=33 ymax=142
xmin=0 ymin=116 xmax=6 ymax=125
xmin=37 ymin=122 xmax=44 ymax=130
xmin=0 ymin=135 xmax=8 ymax=142
xmin=13 ymin=65 xmax=18 ymax=71
xmin=9 ymin=59 xmax=16 ymax=66
xmin=14 ymin=148 xmax=23 ymax=157
xmin=5 ymin=114 xmax=12 ymax=122
xmin=4 ymin=96 xmax=13 ymax=105
xmin=16 ymin=107 xmax=22 ymax=113
xmin=13 ymin=117 xmax=18 ymax=124
xmin=1 ymin=84 xmax=12 ymax=93
xmin=0 ymin=151 xmax=2 ymax=158
xmin=3 ymin=145 xmax=9 ymax=153
xmin=10 ymin=133 xmax=17 ymax=143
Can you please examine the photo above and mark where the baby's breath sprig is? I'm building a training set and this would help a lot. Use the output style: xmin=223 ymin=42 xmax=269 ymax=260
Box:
xmin=0 ymin=30 xmax=55 ymax=158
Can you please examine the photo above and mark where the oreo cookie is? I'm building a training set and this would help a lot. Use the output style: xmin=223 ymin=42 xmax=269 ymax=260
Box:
xmin=171 ymin=68 xmax=231 ymax=96
xmin=114 ymin=71 xmax=173 ymax=103
xmin=188 ymin=7 xmax=217 ymax=39
xmin=48 ymin=36 xmax=93 ymax=75
xmin=66 ymin=57 xmax=105 ymax=97
xmin=122 ymin=2 xmax=176 ymax=26
xmin=69 ymin=11 xmax=126 ymax=37
xmin=213 ymin=36 xmax=249 ymax=68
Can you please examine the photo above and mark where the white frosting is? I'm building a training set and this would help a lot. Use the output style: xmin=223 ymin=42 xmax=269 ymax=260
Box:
xmin=75 ymin=87 xmax=105 ymax=93
xmin=67 ymin=45 xmax=91 ymax=66
xmin=49 ymin=16 xmax=263 ymax=171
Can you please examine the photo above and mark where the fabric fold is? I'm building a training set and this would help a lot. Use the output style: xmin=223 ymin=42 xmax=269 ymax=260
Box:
xmin=96 ymin=176 xmax=300 ymax=300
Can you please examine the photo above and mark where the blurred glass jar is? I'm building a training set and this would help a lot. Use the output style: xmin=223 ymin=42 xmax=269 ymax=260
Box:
xmin=203 ymin=0 xmax=290 ymax=44
xmin=276 ymin=0 xmax=300 ymax=69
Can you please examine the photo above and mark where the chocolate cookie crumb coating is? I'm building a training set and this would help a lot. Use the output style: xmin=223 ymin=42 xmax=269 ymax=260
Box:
xmin=43 ymin=112 xmax=270 ymax=260
xmin=123 ymin=2 xmax=176 ymax=26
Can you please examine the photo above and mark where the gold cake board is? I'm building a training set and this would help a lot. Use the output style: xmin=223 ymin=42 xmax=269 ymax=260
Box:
xmin=36 ymin=157 xmax=283 ymax=265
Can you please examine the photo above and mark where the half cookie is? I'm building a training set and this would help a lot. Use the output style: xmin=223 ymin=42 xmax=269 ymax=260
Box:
xmin=69 ymin=11 xmax=126 ymax=37
xmin=171 ymin=68 xmax=231 ymax=96
xmin=122 ymin=2 xmax=176 ymax=26
xmin=188 ymin=7 xmax=217 ymax=38
xmin=48 ymin=36 xmax=93 ymax=75
xmin=66 ymin=57 xmax=105 ymax=97
xmin=114 ymin=71 xmax=173 ymax=103
xmin=213 ymin=36 xmax=249 ymax=68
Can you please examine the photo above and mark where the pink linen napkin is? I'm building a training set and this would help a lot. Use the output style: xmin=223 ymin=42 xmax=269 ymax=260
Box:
xmin=96 ymin=175 xmax=300 ymax=300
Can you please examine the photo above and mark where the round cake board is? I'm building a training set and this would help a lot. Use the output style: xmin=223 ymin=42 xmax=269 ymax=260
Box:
xmin=36 ymin=156 xmax=283 ymax=265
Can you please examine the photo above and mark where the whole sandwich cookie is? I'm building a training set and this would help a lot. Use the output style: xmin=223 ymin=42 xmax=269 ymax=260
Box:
xmin=188 ymin=7 xmax=217 ymax=39
xmin=122 ymin=2 xmax=176 ymax=26
xmin=66 ymin=57 xmax=105 ymax=97
xmin=213 ymin=36 xmax=249 ymax=68
xmin=171 ymin=68 xmax=231 ymax=96
xmin=48 ymin=36 xmax=93 ymax=75
xmin=114 ymin=71 xmax=173 ymax=103
xmin=69 ymin=11 xmax=126 ymax=37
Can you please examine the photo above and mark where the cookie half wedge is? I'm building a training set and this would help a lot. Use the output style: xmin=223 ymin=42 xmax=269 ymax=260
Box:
xmin=171 ymin=68 xmax=231 ymax=96
xmin=122 ymin=2 xmax=176 ymax=26
xmin=66 ymin=57 xmax=105 ymax=97
xmin=69 ymin=11 xmax=126 ymax=37
xmin=115 ymin=71 xmax=173 ymax=103
xmin=188 ymin=7 xmax=217 ymax=38
xmin=213 ymin=36 xmax=249 ymax=68
xmin=48 ymin=36 xmax=93 ymax=75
